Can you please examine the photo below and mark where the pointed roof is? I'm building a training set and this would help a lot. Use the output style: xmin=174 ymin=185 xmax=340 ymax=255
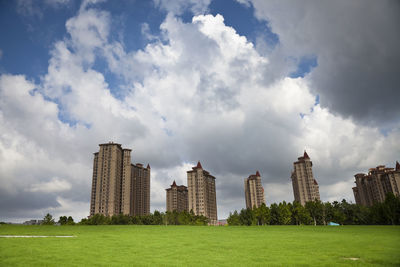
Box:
xmin=146 ymin=164 xmax=150 ymax=169
xmin=256 ymin=170 xmax=260 ymax=176
xmin=172 ymin=180 xmax=177 ymax=187
xmin=196 ymin=161 xmax=202 ymax=169
xmin=313 ymin=179 xmax=318 ymax=185
xmin=304 ymin=150 xmax=310 ymax=159
xmin=396 ymin=161 xmax=400 ymax=171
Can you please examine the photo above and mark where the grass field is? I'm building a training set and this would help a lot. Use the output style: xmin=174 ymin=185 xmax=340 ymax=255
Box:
xmin=0 ymin=225 xmax=399 ymax=266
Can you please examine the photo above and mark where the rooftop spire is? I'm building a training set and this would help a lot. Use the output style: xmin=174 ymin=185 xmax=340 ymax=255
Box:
xmin=172 ymin=180 xmax=177 ymax=187
xmin=256 ymin=170 xmax=260 ymax=176
xmin=196 ymin=161 xmax=202 ymax=169
xmin=304 ymin=150 xmax=310 ymax=159
xmin=396 ymin=161 xmax=400 ymax=171
xmin=146 ymin=164 xmax=150 ymax=169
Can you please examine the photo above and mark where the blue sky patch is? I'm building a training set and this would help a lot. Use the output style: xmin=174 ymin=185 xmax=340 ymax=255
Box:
xmin=290 ymin=55 xmax=318 ymax=78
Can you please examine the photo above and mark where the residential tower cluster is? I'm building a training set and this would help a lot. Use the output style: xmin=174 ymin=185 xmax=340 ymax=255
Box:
xmin=89 ymin=142 xmax=399 ymax=222
xmin=352 ymin=162 xmax=400 ymax=206
xmin=90 ymin=142 xmax=150 ymax=217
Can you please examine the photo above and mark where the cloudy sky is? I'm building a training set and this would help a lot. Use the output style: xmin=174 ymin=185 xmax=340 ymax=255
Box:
xmin=0 ymin=0 xmax=399 ymax=222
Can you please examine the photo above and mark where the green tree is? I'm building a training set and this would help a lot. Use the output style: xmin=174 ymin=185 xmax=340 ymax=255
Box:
xmin=278 ymin=201 xmax=292 ymax=225
xmin=239 ymin=208 xmax=254 ymax=226
xmin=383 ymin=193 xmax=400 ymax=225
xmin=58 ymin=216 xmax=68 ymax=225
xmin=270 ymin=203 xmax=280 ymax=225
xmin=227 ymin=210 xmax=241 ymax=226
xmin=42 ymin=213 xmax=55 ymax=225
xmin=66 ymin=216 xmax=75 ymax=225
xmin=305 ymin=201 xmax=322 ymax=225
xmin=257 ymin=203 xmax=270 ymax=225
xmin=291 ymin=201 xmax=311 ymax=225
xmin=153 ymin=210 xmax=163 ymax=225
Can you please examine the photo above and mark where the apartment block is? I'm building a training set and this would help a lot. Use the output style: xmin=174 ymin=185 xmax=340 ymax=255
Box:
xmin=90 ymin=142 xmax=150 ymax=217
xmin=352 ymin=162 xmax=400 ymax=206
xmin=132 ymin=163 xmax=151 ymax=216
xmin=244 ymin=171 xmax=265 ymax=209
xmin=291 ymin=151 xmax=320 ymax=205
xmin=187 ymin=161 xmax=218 ymax=224
xmin=166 ymin=180 xmax=188 ymax=212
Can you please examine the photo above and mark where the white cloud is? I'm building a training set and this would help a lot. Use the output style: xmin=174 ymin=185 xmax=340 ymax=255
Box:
xmin=28 ymin=177 xmax=72 ymax=193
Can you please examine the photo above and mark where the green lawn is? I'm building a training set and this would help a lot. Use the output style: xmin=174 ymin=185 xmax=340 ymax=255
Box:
xmin=0 ymin=225 xmax=399 ymax=266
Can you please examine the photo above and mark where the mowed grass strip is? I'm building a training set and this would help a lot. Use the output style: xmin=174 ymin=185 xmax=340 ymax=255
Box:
xmin=0 ymin=225 xmax=398 ymax=266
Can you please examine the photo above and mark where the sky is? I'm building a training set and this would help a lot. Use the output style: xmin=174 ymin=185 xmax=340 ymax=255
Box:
xmin=0 ymin=0 xmax=399 ymax=223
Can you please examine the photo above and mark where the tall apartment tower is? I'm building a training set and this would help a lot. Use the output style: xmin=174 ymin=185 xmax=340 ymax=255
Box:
xmin=90 ymin=142 xmax=150 ymax=217
xmin=244 ymin=171 xmax=266 ymax=209
xmin=291 ymin=151 xmax=320 ymax=205
xmin=132 ymin=163 xmax=151 ymax=216
xmin=187 ymin=161 xmax=218 ymax=224
xmin=90 ymin=142 xmax=126 ymax=217
xmin=166 ymin=181 xmax=188 ymax=212
xmin=352 ymin=162 xmax=400 ymax=206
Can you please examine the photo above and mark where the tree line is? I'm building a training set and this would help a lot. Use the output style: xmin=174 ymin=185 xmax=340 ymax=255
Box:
xmin=38 ymin=193 xmax=400 ymax=226
xmin=40 ymin=210 xmax=209 ymax=226
xmin=227 ymin=193 xmax=400 ymax=226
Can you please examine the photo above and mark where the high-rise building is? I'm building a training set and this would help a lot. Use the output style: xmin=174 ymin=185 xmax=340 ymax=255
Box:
xmin=291 ymin=151 xmax=320 ymax=205
xmin=90 ymin=142 xmax=150 ymax=217
xmin=166 ymin=180 xmax=188 ymax=212
xmin=132 ymin=163 xmax=151 ymax=216
xmin=121 ymin=149 xmax=132 ymax=215
xmin=244 ymin=171 xmax=265 ymax=209
xmin=352 ymin=162 xmax=400 ymax=206
xmin=187 ymin=161 xmax=218 ymax=224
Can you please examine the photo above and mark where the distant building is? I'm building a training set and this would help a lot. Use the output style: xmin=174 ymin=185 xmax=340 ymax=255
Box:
xmin=132 ymin=163 xmax=151 ymax=216
xmin=291 ymin=151 xmax=320 ymax=205
xmin=166 ymin=180 xmax=188 ymax=212
xmin=90 ymin=142 xmax=150 ymax=217
xmin=23 ymin=219 xmax=43 ymax=225
xmin=352 ymin=162 xmax=400 ymax=206
xmin=244 ymin=171 xmax=265 ymax=209
xmin=187 ymin=161 xmax=218 ymax=225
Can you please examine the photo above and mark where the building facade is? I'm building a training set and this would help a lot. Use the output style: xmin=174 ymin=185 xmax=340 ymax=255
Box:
xmin=132 ymin=163 xmax=151 ymax=216
xmin=187 ymin=161 xmax=218 ymax=224
xmin=244 ymin=171 xmax=265 ymax=209
xmin=291 ymin=151 xmax=320 ymax=205
xmin=90 ymin=142 xmax=150 ymax=217
xmin=352 ymin=162 xmax=400 ymax=206
xmin=166 ymin=181 xmax=188 ymax=212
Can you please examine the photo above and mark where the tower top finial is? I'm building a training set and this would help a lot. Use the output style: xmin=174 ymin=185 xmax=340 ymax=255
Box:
xmin=256 ymin=170 xmax=260 ymax=176
xmin=304 ymin=150 xmax=310 ymax=159
xmin=172 ymin=180 xmax=177 ymax=187
xmin=396 ymin=161 xmax=400 ymax=171
xmin=196 ymin=161 xmax=202 ymax=169
xmin=146 ymin=163 xmax=150 ymax=169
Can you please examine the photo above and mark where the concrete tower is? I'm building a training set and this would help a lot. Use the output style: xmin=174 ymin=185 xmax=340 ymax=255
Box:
xmin=187 ymin=161 xmax=218 ymax=224
xmin=291 ymin=151 xmax=320 ymax=205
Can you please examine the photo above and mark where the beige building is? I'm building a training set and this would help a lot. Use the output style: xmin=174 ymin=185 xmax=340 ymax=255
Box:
xmin=244 ymin=171 xmax=265 ymax=209
xmin=90 ymin=142 xmax=150 ymax=217
xmin=352 ymin=162 xmax=400 ymax=206
xmin=291 ymin=151 xmax=320 ymax=205
xmin=187 ymin=162 xmax=218 ymax=224
xmin=132 ymin=163 xmax=151 ymax=216
xmin=166 ymin=181 xmax=188 ymax=212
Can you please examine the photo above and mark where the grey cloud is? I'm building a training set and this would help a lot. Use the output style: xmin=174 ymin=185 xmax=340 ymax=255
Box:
xmin=247 ymin=0 xmax=400 ymax=126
